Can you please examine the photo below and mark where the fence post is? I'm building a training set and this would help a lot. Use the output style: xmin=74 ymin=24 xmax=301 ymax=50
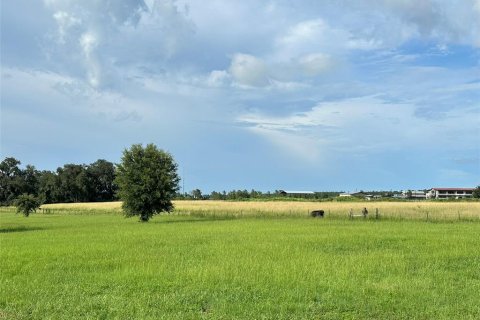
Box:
xmin=426 ymin=211 xmax=429 ymax=221
xmin=375 ymin=208 xmax=379 ymax=220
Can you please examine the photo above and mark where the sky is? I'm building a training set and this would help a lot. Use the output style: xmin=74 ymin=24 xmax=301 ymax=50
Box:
xmin=1 ymin=0 xmax=479 ymax=193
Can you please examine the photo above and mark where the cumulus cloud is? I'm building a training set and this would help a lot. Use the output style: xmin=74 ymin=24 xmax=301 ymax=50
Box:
xmin=342 ymin=0 xmax=480 ymax=48
xmin=39 ymin=0 xmax=480 ymax=91
xmin=44 ymin=0 xmax=194 ymax=88
xmin=224 ymin=51 xmax=337 ymax=88
xmin=377 ymin=0 xmax=480 ymax=46
xmin=2 ymin=0 xmax=480 ymax=189
xmin=207 ymin=70 xmax=231 ymax=87
xmin=298 ymin=53 xmax=335 ymax=77
xmin=275 ymin=19 xmax=347 ymax=58
xmin=229 ymin=53 xmax=270 ymax=87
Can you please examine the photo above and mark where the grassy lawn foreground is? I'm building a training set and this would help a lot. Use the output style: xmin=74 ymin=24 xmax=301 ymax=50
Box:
xmin=1 ymin=211 xmax=479 ymax=319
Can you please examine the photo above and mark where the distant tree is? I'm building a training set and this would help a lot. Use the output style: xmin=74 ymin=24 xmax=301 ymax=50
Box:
xmin=210 ymin=191 xmax=226 ymax=200
xmin=2 ymin=157 xmax=117 ymax=205
xmin=38 ymin=171 xmax=60 ymax=204
xmin=84 ymin=159 xmax=117 ymax=202
xmin=473 ymin=186 xmax=480 ymax=199
xmin=57 ymin=164 xmax=87 ymax=202
xmin=14 ymin=194 xmax=41 ymax=217
xmin=250 ymin=189 xmax=262 ymax=198
xmin=0 ymin=157 xmax=23 ymax=205
xmin=21 ymin=165 xmax=40 ymax=196
xmin=115 ymin=144 xmax=180 ymax=222
xmin=191 ymin=189 xmax=203 ymax=200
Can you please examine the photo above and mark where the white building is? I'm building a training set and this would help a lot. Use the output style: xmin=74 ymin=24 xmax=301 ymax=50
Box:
xmin=401 ymin=190 xmax=426 ymax=199
xmin=425 ymin=188 xmax=474 ymax=199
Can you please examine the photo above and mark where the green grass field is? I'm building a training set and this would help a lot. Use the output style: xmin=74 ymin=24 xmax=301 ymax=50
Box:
xmin=1 ymin=206 xmax=480 ymax=319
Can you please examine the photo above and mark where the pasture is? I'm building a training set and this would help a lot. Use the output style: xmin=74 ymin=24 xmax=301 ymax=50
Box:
xmin=1 ymin=201 xmax=480 ymax=319
xmin=42 ymin=200 xmax=480 ymax=221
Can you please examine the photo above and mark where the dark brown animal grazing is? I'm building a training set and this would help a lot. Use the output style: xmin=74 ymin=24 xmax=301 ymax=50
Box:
xmin=310 ymin=210 xmax=325 ymax=218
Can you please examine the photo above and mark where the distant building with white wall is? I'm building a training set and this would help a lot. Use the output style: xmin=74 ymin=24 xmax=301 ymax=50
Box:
xmin=401 ymin=190 xmax=426 ymax=199
xmin=425 ymin=188 xmax=474 ymax=199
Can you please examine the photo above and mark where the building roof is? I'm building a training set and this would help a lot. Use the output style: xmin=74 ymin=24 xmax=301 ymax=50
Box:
xmin=430 ymin=188 xmax=474 ymax=191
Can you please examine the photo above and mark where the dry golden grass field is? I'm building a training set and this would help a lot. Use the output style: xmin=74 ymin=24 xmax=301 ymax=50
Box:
xmin=39 ymin=200 xmax=480 ymax=221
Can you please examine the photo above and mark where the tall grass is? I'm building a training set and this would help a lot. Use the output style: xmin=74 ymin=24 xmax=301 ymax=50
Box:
xmin=39 ymin=200 xmax=480 ymax=221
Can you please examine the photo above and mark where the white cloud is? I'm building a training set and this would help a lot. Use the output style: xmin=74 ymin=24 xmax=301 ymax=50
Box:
xmin=298 ymin=53 xmax=335 ymax=77
xmin=79 ymin=32 xmax=97 ymax=56
xmin=52 ymin=11 xmax=81 ymax=43
xmin=353 ymin=0 xmax=480 ymax=47
xmin=3 ymin=0 xmax=480 ymax=189
xmin=274 ymin=19 xmax=348 ymax=59
xmin=207 ymin=70 xmax=231 ymax=87
xmin=224 ymin=51 xmax=337 ymax=89
xmin=39 ymin=0 xmax=480 ymax=93
xmin=79 ymin=32 xmax=100 ymax=87
xmin=1 ymin=67 xmax=149 ymax=122
xmin=43 ymin=0 xmax=194 ymax=88
xmin=229 ymin=53 xmax=270 ymax=87
xmin=238 ymin=96 xmax=480 ymax=162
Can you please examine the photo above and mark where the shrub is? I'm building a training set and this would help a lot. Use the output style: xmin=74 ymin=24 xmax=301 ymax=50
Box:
xmin=14 ymin=194 xmax=41 ymax=217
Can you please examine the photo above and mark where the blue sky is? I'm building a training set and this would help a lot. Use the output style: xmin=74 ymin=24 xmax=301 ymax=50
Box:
xmin=1 ymin=0 xmax=479 ymax=192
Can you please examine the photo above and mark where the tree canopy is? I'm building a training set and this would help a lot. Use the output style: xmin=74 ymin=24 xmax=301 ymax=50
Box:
xmin=115 ymin=144 xmax=180 ymax=222
xmin=0 ymin=157 xmax=117 ymax=205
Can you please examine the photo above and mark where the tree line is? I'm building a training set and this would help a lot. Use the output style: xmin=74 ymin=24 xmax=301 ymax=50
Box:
xmin=3 ymin=155 xmax=480 ymax=208
xmin=0 ymin=157 xmax=117 ymax=205
xmin=178 ymin=189 xmax=341 ymax=200
xmin=2 ymin=144 xmax=181 ymax=222
xmin=1 ymin=156 xmax=341 ymax=206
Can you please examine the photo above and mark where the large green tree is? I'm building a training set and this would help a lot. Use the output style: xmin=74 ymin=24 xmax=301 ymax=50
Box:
xmin=115 ymin=144 xmax=180 ymax=221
